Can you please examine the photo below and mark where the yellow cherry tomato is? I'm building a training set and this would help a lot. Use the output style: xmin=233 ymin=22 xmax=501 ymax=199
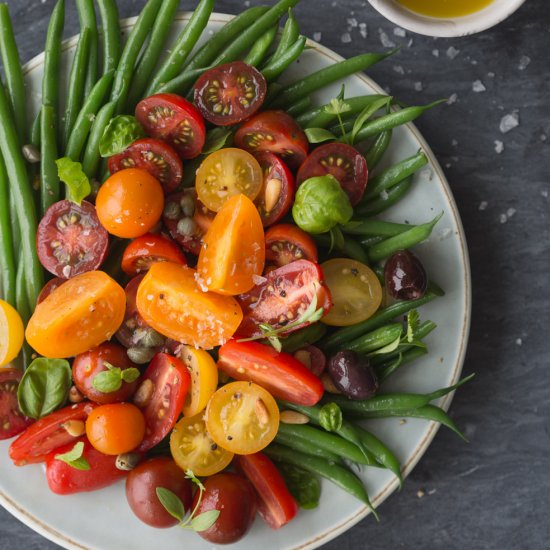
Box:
xmin=0 ymin=299 xmax=24 ymax=367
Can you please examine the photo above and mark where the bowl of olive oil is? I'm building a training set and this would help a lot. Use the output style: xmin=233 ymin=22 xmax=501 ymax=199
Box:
xmin=368 ymin=0 xmax=526 ymax=37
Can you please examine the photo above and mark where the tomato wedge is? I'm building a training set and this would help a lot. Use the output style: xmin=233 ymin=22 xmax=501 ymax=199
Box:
xmin=234 ymin=452 xmax=298 ymax=529
xmin=217 ymin=340 xmax=324 ymax=406
xmin=0 ymin=369 xmax=34 ymax=440
xmin=265 ymin=224 xmax=318 ymax=267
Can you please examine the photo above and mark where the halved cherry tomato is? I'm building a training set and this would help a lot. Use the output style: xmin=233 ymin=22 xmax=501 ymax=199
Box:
xmin=195 ymin=148 xmax=263 ymax=213
xmin=96 ymin=168 xmax=164 ymax=239
xmin=170 ymin=413 xmax=234 ymax=477
xmin=194 ymin=61 xmax=267 ymax=126
xmin=46 ymin=437 xmax=129 ymax=495
xmin=293 ymin=345 xmax=327 ymax=377
xmin=0 ymin=299 xmax=24 ymax=367
xmin=121 ymin=233 xmax=186 ymax=276
xmin=234 ymin=110 xmax=309 ymax=168
xmin=236 ymin=259 xmax=332 ymax=338
xmin=107 ymin=138 xmax=183 ymax=193
xmin=0 ymin=369 xmax=33 ymax=440
xmin=234 ymin=452 xmax=298 ymax=529
xmin=135 ymin=93 xmax=205 ymax=159
xmin=26 ymin=271 xmax=126 ymax=358
xmin=297 ymin=143 xmax=368 ymax=205
xmin=218 ymin=341 xmax=324 ymax=406
xmin=197 ymin=194 xmax=265 ymax=295
xmin=265 ymin=224 xmax=318 ymax=267
xmin=254 ymin=152 xmax=295 ymax=227
xmin=163 ymin=189 xmax=215 ymax=256
xmin=37 ymin=200 xmax=109 ymax=279
xmin=136 ymin=262 xmax=243 ymax=349
xmin=37 ymin=278 xmax=66 ymax=304
xmin=9 ymin=401 xmax=96 ymax=465
xmin=134 ymin=352 xmax=190 ymax=453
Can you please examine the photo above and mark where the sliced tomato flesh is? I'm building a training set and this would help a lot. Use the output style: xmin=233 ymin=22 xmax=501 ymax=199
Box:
xmin=265 ymin=224 xmax=318 ymax=267
xmin=0 ymin=369 xmax=34 ymax=440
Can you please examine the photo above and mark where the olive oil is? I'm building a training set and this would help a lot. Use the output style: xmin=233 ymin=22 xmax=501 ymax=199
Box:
xmin=397 ymin=0 xmax=495 ymax=18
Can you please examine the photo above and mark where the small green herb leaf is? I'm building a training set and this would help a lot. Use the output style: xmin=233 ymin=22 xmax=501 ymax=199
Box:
xmin=189 ymin=510 xmax=221 ymax=532
xmin=99 ymin=115 xmax=145 ymax=157
xmin=92 ymin=364 xmax=140 ymax=394
xmin=324 ymin=97 xmax=351 ymax=116
xmin=319 ymin=402 xmax=342 ymax=432
xmin=202 ymin=127 xmax=234 ymax=154
xmin=368 ymin=334 xmax=402 ymax=356
xmin=55 ymin=441 xmax=90 ymax=471
xmin=406 ymin=310 xmax=420 ymax=343
xmin=350 ymin=96 xmax=392 ymax=145
xmin=184 ymin=469 xmax=205 ymax=491
xmin=121 ymin=368 xmax=140 ymax=383
xmin=156 ymin=487 xmax=186 ymax=522
xmin=56 ymin=157 xmax=91 ymax=205
xmin=304 ymin=127 xmax=336 ymax=144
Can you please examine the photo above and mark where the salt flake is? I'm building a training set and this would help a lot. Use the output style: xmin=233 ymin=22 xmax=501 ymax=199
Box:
xmin=472 ymin=79 xmax=486 ymax=93
xmin=378 ymin=28 xmax=396 ymax=48
xmin=499 ymin=213 xmax=508 ymax=224
xmin=313 ymin=32 xmax=322 ymax=42
xmin=393 ymin=27 xmax=406 ymax=37
xmin=347 ymin=17 xmax=358 ymax=28
xmin=518 ymin=55 xmax=531 ymax=70
xmin=494 ymin=140 xmax=504 ymax=154
xmin=515 ymin=338 xmax=523 ymax=346
xmin=506 ymin=208 xmax=516 ymax=219
xmin=542 ymin=190 xmax=548 ymax=198
xmin=432 ymin=49 xmax=439 ymax=57
xmin=446 ymin=46 xmax=460 ymax=60
xmin=447 ymin=93 xmax=458 ymax=105
xmin=413 ymin=81 xmax=423 ymax=92
xmin=479 ymin=201 xmax=488 ymax=211
xmin=393 ymin=65 xmax=405 ymax=75
xmin=499 ymin=112 xmax=519 ymax=134
xmin=341 ymin=32 xmax=352 ymax=44
xmin=359 ymin=23 xmax=368 ymax=38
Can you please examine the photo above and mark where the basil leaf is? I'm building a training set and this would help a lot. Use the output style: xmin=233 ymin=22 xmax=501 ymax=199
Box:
xmin=93 ymin=366 xmax=140 ymax=393
xmin=319 ymin=402 xmax=342 ymax=432
xmin=156 ymin=487 xmax=185 ymax=522
xmin=55 ymin=441 xmax=90 ymax=471
xmin=350 ymin=96 xmax=392 ymax=145
xmin=277 ymin=463 xmax=320 ymax=509
xmin=304 ymin=127 xmax=336 ymax=144
xmin=121 ymin=368 xmax=140 ymax=383
xmin=189 ymin=510 xmax=220 ymax=532
xmin=17 ymin=358 xmax=72 ymax=419
xmin=99 ymin=115 xmax=145 ymax=157
xmin=56 ymin=157 xmax=91 ymax=205
xmin=202 ymin=127 xmax=233 ymax=155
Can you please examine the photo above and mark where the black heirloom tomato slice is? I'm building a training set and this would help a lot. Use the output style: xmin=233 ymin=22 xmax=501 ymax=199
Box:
xmin=0 ymin=369 xmax=34 ymax=440
xmin=264 ymin=224 xmax=318 ymax=267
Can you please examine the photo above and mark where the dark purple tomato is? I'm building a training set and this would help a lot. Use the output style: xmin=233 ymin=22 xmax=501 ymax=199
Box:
xmin=384 ymin=249 xmax=428 ymax=300
xmin=327 ymin=350 xmax=378 ymax=400
xmin=293 ymin=345 xmax=327 ymax=377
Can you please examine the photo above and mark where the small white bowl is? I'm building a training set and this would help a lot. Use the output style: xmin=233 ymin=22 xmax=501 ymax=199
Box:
xmin=367 ymin=0 xmax=526 ymax=37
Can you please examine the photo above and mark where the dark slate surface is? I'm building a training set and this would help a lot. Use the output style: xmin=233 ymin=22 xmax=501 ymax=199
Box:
xmin=1 ymin=1 xmax=549 ymax=549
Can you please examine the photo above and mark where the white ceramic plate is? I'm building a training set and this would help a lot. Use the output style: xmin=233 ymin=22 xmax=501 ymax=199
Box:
xmin=0 ymin=12 xmax=471 ymax=550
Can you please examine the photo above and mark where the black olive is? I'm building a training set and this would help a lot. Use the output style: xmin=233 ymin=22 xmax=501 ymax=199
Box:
xmin=384 ymin=249 xmax=428 ymax=300
xmin=327 ymin=350 xmax=379 ymax=400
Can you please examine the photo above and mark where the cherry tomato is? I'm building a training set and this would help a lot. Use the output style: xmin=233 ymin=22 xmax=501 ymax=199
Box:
xmin=96 ymin=168 xmax=164 ymax=238
xmin=234 ymin=110 xmax=309 ymax=168
xmin=45 ymin=437 xmax=129 ymax=495
xmin=194 ymin=61 xmax=267 ymax=126
xmin=107 ymin=138 xmax=183 ymax=193
xmin=236 ymin=259 xmax=332 ymax=338
xmin=0 ymin=299 xmax=24 ymax=367
xmin=135 ymin=93 xmax=205 ymax=159
xmin=136 ymin=262 xmax=243 ymax=349
xmin=294 ymin=345 xmax=327 ymax=377
xmin=195 ymin=148 xmax=262 ymax=212
xmin=134 ymin=353 xmax=190 ymax=453
xmin=194 ymin=473 xmax=257 ymax=544
xmin=9 ymin=402 xmax=96 ymax=465
xmin=72 ymin=343 xmax=140 ymax=405
xmin=234 ymin=452 xmax=298 ymax=529
xmin=218 ymin=341 xmax=324 ymax=406
xmin=36 ymin=200 xmax=109 ymax=279
xmin=162 ymin=189 xmax=215 ymax=256
xmin=170 ymin=413 xmax=234 ymax=477
xmin=26 ymin=271 xmax=126 ymax=358
xmin=296 ymin=143 xmax=368 ymax=205
xmin=254 ymin=152 xmax=295 ymax=227
xmin=197 ymin=194 xmax=265 ymax=295
xmin=37 ymin=278 xmax=66 ymax=304
xmin=115 ymin=275 xmax=151 ymax=348
xmin=121 ymin=233 xmax=186 ymax=276
xmin=320 ymin=258 xmax=383 ymax=326
xmin=126 ymin=457 xmax=193 ymax=528
xmin=0 ymin=369 xmax=33 ymax=440
xmin=86 ymin=402 xmax=145 ymax=455
xmin=265 ymin=224 xmax=318 ymax=268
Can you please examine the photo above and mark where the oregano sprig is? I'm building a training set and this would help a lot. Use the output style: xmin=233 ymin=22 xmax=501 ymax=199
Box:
xmin=92 ymin=362 xmax=140 ymax=393
xmin=55 ymin=441 xmax=90 ymax=471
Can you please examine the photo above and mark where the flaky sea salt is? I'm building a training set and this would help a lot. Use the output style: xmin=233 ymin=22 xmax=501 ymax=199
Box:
xmin=542 ymin=190 xmax=548 ymax=198
xmin=393 ymin=65 xmax=405 ymax=75
xmin=393 ymin=27 xmax=406 ymax=37
xmin=506 ymin=208 xmax=516 ymax=219
xmin=499 ymin=213 xmax=508 ymax=224
xmin=499 ymin=112 xmax=519 ymax=133
xmin=518 ymin=55 xmax=531 ymax=70
xmin=414 ymin=81 xmax=423 ymax=91
xmin=446 ymin=46 xmax=460 ymax=60
xmin=432 ymin=49 xmax=439 ymax=57
xmin=494 ymin=140 xmax=504 ymax=154
xmin=347 ymin=17 xmax=358 ymax=28
xmin=359 ymin=23 xmax=367 ymax=38
xmin=341 ymin=32 xmax=352 ymax=44
xmin=313 ymin=32 xmax=322 ymax=42
xmin=488 ymin=71 xmax=495 ymax=78
xmin=479 ymin=201 xmax=488 ymax=211
xmin=516 ymin=338 xmax=523 ymax=346
xmin=472 ymin=80 xmax=486 ymax=92
xmin=378 ymin=28 xmax=396 ymax=48
xmin=447 ymin=93 xmax=458 ymax=105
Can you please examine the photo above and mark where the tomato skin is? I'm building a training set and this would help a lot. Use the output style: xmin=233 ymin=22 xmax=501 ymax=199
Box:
xmin=9 ymin=401 xmax=96 ymax=466
xmin=0 ymin=299 xmax=24 ymax=367
xmin=45 ymin=437 xmax=129 ymax=495
xmin=194 ymin=473 xmax=257 ymax=545
xmin=218 ymin=340 xmax=324 ymax=406
xmin=265 ymin=224 xmax=318 ymax=267
xmin=0 ymin=369 xmax=34 ymax=440
xmin=126 ymin=457 xmax=193 ymax=528
xmin=234 ymin=452 xmax=298 ymax=529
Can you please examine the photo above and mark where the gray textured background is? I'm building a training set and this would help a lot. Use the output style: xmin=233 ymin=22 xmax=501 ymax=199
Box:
xmin=1 ymin=1 xmax=549 ymax=549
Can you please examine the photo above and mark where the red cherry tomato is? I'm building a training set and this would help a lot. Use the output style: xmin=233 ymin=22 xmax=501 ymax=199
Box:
xmin=265 ymin=224 xmax=318 ymax=267
xmin=194 ymin=473 xmax=257 ymax=545
xmin=9 ymin=402 xmax=96 ymax=466
xmin=126 ymin=457 xmax=193 ymax=528
xmin=45 ymin=437 xmax=130 ymax=495
xmin=218 ymin=340 xmax=324 ymax=406
xmin=297 ymin=143 xmax=368 ymax=205
xmin=234 ymin=452 xmax=298 ymax=529
xmin=234 ymin=110 xmax=308 ymax=168
xmin=237 ymin=259 xmax=332 ymax=338
xmin=134 ymin=353 xmax=191 ymax=452
xmin=0 ymin=369 xmax=34 ymax=440
xmin=107 ymin=138 xmax=183 ymax=193
xmin=121 ymin=233 xmax=186 ymax=276
xmin=194 ymin=61 xmax=267 ymax=126
xmin=37 ymin=277 xmax=66 ymax=304
xmin=135 ymin=93 xmax=205 ymax=159
xmin=254 ymin=152 xmax=295 ymax=227
xmin=36 ymin=200 xmax=109 ymax=279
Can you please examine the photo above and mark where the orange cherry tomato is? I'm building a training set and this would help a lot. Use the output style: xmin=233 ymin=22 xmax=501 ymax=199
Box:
xmin=197 ymin=194 xmax=265 ymax=295
xmin=96 ymin=168 xmax=164 ymax=238
xmin=86 ymin=402 xmax=146 ymax=455
xmin=136 ymin=262 xmax=243 ymax=349
xmin=25 ymin=271 xmax=126 ymax=358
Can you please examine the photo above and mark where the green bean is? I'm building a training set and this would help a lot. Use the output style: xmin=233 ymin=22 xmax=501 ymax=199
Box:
xmin=265 ymin=444 xmax=378 ymax=517
xmin=155 ymin=67 xmax=214 ymax=96
xmin=268 ymin=8 xmax=299 ymax=63
xmin=359 ymin=235 xmax=384 ymax=248
xmin=261 ymin=35 xmax=307 ymax=83
xmin=244 ymin=25 xmax=279 ymax=67
xmin=15 ymin=263 xmax=30 ymax=324
xmin=374 ymin=346 xmax=428 ymax=382
xmin=82 ymin=101 xmax=117 ymax=179
xmin=312 ymin=234 xmax=368 ymax=264
xmin=366 ymin=212 xmax=443 ymax=263
xmin=365 ymin=129 xmax=392 ymax=170
xmin=97 ymin=0 xmax=121 ymax=74
xmin=274 ymin=430 xmax=342 ymax=462
xmin=145 ymin=0 xmax=215 ymax=97
xmin=360 ymin=151 xmax=428 ymax=202
xmin=345 ymin=323 xmax=403 ymax=355
xmin=343 ymin=219 xmax=413 ymax=237
xmin=76 ymin=0 xmax=99 ymax=96
xmin=65 ymin=71 xmax=115 ymax=161
xmin=0 ymin=153 xmax=15 ymax=306
xmin=354 ymin=176 xmax=412 ymax=217
xmin=280 ymin=323 xmax=327 ymax=353
xmin=286 ymin=95 xmax=312 ymax=118
xmin=126 ymin=0 xmax=181 ymax=107
xmin=31 ymin=110 xmax=41 ymax=148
